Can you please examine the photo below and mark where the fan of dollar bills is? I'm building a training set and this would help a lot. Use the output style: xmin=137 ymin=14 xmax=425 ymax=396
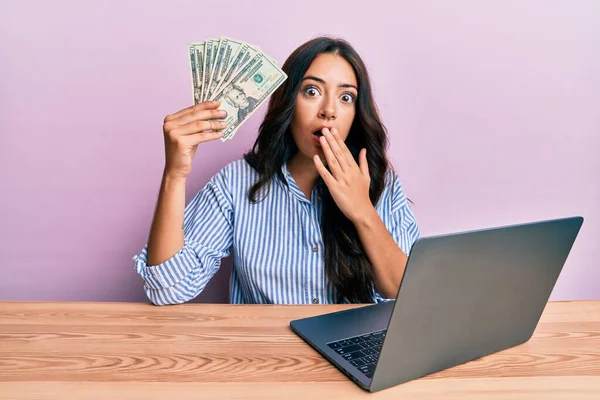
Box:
xmin=188 ymin=37 xmax=287 ymax=141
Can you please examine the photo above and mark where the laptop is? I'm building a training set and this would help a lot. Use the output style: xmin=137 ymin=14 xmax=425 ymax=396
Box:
xmin=289 ymin=216 xmax=584 ymax=392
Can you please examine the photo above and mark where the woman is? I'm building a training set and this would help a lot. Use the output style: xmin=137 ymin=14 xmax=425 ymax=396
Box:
xmin=133 ymin=36 xmax=421 ymax=305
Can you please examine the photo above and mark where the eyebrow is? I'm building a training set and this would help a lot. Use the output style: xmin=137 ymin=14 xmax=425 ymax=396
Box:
xmin=302 ymin=75 xmax=358 ymax=91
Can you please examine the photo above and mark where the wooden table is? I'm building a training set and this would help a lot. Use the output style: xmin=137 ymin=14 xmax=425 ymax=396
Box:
xmin=0 ymin=301 xmax=599 ymax=399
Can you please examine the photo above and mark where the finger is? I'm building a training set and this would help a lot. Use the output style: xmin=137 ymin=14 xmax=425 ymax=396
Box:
xmin=164 ymin=101 xmax=221 ymax=122
xmin=168 ymin=108 xmax=227 ymax=127
xmin=359 ymin=148 xmax=370 ymax=178
xmin=313 ymin=154 xmax=335 ymax=187
xmin=172 ymin=119 xmax=227 ymax=136
xmin=175 ymin=101 xmax=221 ymax=121
xmin=187 ymin=130 xmax=225 ymax=145
xmin=322 ymin=128 xmax=349 ymax=172
xmin=330 ymin=127 xmax=355 ymax=166
xmin=319 ymin=134 xmax=343 ymax=179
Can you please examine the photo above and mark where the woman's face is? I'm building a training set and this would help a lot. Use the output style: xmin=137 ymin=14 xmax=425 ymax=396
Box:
xmin=290 ymin=53 xmax=358 ymax=162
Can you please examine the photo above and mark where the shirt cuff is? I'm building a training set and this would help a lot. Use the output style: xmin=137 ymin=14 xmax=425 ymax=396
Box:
xmin=133 ymin=242 xmax=199 ymax=290
xmin=373 ymin=290 xmax=395 ymax=303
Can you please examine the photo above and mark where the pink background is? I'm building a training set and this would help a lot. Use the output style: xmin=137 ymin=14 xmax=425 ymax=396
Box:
xmin=1 ymin=1 xmax=598 ymax=303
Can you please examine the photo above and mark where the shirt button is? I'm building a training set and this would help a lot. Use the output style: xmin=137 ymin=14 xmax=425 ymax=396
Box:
xmin=312 ymin=247 xmax=318 ymax=253
xmin=312 ymin=298 xmax=319 ymax=304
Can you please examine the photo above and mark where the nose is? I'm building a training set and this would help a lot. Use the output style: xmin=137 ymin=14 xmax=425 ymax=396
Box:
xmin=318 ymin=96 xmax=337 ymax=121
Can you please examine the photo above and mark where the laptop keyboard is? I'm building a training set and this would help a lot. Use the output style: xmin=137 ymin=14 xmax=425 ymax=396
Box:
xmin=326 ymin=329 xmax=387 ymax=379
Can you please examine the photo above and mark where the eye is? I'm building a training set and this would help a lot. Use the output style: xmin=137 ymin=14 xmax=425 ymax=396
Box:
xmin=341 ymin=92 xmax=356 ymax=103
xmin=303 ymin=85 xmax=320 ymax=97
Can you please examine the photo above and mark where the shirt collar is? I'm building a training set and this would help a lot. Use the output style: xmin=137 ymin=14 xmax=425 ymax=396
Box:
xmin=281 ymin=162 xmax=325 ymax=190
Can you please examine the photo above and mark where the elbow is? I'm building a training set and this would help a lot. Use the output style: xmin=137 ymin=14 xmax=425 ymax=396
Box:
xmin=144 ymin=286 xmax=194 ymax=306
xmin=143 ymin=268 xmax=208 ymax=306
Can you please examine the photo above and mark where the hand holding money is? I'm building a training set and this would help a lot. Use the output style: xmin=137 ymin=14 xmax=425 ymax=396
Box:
xmin=189 ymin=37 xmax=287 ymax=141
xmin=162 ymin=101 xmax=227 ymax=179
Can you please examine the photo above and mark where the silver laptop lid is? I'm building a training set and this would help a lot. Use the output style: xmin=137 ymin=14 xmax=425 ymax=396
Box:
xmin=370 ymin=216 xmax=584 ymax=392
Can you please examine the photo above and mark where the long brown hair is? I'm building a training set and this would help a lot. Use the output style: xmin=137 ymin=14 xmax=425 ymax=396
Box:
xmin=243 ymin=37 xmax=391 ymax=303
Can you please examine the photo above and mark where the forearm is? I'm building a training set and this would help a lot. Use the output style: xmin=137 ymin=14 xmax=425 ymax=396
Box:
xmin=146 ymin=170 xmax=187 ymax=266
xmin=353 ymin=207 xmax=408 ymax=299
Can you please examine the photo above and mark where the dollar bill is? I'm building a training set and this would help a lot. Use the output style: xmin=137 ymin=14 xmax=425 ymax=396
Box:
xmin=201 ymin=38 xmax=218 ymax=102
xmin=188 ymin=37 xmax=286 ymax=140
xmin=210 ymin=43 xmax=260 ymax=100
xmin=212 ymin=52 xmax=287 ymax=141
xmin=205 ymin=37 xmax=224 ymax=100
xmin=208 ymin=40 xmax=219 ymax=90
xmin=188 ymin=42 xmax=205 ymax=105
xmin=206 ymin=37 xmax=244 ymax=101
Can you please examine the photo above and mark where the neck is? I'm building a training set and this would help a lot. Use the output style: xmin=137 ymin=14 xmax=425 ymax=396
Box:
xmin=287 ymin=153 xmax=320 ymax=196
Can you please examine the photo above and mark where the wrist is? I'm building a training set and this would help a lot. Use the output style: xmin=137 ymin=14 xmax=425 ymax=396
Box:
xmin=352 ymin=206 xmax=379 ymax=229
xmin=163 ymin=169 xmax=188 ymax=182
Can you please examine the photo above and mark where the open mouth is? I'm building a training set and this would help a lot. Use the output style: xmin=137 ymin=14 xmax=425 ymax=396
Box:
xmin=312 ymin=126 xmax=332 ymax=137
xmin=311 ymin=126 xmax=332 ymax=144
xmin=312 ymin=129 xmax=325 ymax=144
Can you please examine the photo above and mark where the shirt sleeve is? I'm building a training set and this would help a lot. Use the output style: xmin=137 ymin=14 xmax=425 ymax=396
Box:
xmin=132 ymin=167 xmax=234 ymax=305
xmin=373 ymin=171 xmax=421 ymax=303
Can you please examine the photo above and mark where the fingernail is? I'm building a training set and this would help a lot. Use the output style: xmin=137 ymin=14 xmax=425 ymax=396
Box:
xmin=219 ymin=110 xmax=227 ymax=117
xmin=220 ymin=121 xmax=227 ymax=126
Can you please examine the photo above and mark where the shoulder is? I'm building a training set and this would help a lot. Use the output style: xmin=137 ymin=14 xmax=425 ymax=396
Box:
xmin=207 ymin=158 xmax=260 ymax=193
xmin=380 ymin=168 xmax=409 ymax=213
xmin=217 ymin=158 xmax=257 ymax=177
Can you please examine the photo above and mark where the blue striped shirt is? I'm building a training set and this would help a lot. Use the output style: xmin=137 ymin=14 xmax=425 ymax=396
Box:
xmin=133 ymin=159 xmax=421 ymax=305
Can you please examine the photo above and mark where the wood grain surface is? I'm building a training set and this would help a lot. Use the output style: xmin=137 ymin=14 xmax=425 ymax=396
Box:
xmin=0 ymin=301 xmax=599 ymax=399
